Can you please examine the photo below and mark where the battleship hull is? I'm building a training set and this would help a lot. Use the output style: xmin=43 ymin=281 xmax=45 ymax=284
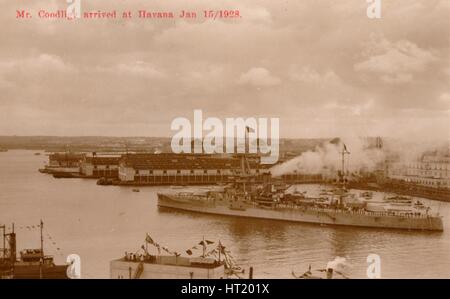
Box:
xmin=157 ymin=193 xmax=444 ymax=232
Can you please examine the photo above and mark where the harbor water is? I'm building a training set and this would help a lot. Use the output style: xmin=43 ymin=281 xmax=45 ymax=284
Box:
xmin=1 ymin=150 xmax=450 ymax=278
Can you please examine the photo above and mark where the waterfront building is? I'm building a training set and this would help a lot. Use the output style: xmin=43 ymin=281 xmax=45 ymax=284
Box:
xmin=117 ymin=153 xmax=270 ymax=185
xmin=386 ymin=154 xmax=450 ymax=190
xmin=80 ymin=156 xmax=121 ymax=178
xmin=48 ymin=153 xmax=85 ymax=168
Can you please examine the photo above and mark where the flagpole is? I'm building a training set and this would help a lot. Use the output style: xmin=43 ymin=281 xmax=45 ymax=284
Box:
xmin=202 ymin=236 xmax=205 ymax=258
xmin=40 ymin=220 xmax=43 ymax=279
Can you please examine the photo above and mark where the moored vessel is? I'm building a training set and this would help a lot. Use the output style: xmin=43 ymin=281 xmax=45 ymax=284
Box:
xmin=157 ymin=148 xmax=444 ymax=232
xmin=0 ymin=221 xmax=68 ymax=279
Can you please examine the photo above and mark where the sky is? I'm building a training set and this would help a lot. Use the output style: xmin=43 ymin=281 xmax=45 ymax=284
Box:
xmin=0 ymin=0 xmax=449 ymax=140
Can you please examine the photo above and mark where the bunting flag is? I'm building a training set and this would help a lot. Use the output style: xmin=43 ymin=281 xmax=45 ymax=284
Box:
xmin=343 ymin=143 xmax=350 ymax=154
xmin=162 ymin=246 xmax=173 ymax=255
xmin=145 ymin=233 xmax=154 ymax=245
xmin=198 ymin=240 xmax=214 ymax=246
xmin=186 ymin=249 xmax=193 ymax=255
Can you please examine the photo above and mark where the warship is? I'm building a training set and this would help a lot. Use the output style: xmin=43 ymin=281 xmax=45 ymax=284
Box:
xmin=158 ymin=149 xmax=444 ymax=232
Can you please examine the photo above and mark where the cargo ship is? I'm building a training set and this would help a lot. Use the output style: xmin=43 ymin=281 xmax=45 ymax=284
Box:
xmin=158 ymin=149 xmax=444 ymax=232
xmin=0 ymin=221 xmax=68 ymax=279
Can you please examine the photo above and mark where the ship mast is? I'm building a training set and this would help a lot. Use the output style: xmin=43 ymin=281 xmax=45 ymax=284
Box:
xmin=1 ymin=224 xmax=5 ymax=263
xmin=340 ymin=144 xmax=350 ymax=189
xmin=40 ymin=220 xmax=44 ymax=279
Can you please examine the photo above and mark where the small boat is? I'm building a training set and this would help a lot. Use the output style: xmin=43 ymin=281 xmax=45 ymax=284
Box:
xmin=384 ymin=195 xmax=412 ymax=205
xmin=292 ymin=267 xmax=349 ymax=279
xmin=38 ymin=168 xmax=49 ymax=174
xmin=359 ymin=191 xmax=373 ymax=200
xmin=132 ymin=189 xmax=140 ymax=193
xmin=34 ymin=153 xmax=41 ymax=156
xmin=97 ymin=177 xmax=113 ymax=185
xmin=292 ymin=257 xmax=349 ymax=279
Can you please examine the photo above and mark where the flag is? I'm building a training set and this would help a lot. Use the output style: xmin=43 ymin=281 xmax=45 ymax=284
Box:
xmin=218 ymin=241 xmax=226 ymax=254
xmin=162 ymin=246 xmax=172 ymax=255
xmin=343 ymin=144 xmax=350 ymax=154
xmin=246 ymin=126 xmax=255 ymax=133
xmin=145 ymin=233 xmax=154 ymax=245
xmin=199 ymin=240 xmax=214 ymax=246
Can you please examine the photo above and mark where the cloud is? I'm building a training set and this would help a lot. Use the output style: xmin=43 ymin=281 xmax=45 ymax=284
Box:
xmin=99 ymin=61 xmax=165 ymax=79
xmin=289 ymin=66 xmax=341 ymax=86
xmin=324 ymin=98 xmax=374 ymax=116
xmin=439 ymin=93 xmax=450 ymax=107
xmin=354 ymin=38 xmax=437 ymax=84
xmin=0 ymin=0 xmax=448 ymax=138
xmin=0 ymin=54 xmax=74 ymax=75
xmin=238 ymin=67 xmax=281 ymax=87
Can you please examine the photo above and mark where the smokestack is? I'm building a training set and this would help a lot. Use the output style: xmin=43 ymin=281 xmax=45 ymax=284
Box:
xmin=326 ymin=268 xmax=333 ymax=279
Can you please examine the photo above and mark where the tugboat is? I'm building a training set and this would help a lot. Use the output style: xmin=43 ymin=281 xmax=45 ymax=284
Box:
xmin=0 ymin=221 xmax=68 ymax=279
xmin=157 ymin=146 xmax=444 ymax=231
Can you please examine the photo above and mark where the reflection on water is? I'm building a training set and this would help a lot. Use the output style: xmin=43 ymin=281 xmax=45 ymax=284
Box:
xmin=1 ymin=150 xmax=450 ymax=278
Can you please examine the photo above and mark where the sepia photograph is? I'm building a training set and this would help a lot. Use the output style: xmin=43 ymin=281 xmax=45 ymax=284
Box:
xmin=1 ymin=0 xmax=450 ymax=287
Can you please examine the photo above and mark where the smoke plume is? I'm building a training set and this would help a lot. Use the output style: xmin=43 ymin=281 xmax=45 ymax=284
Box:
xmin=270 ymin=137 xmax=385 ymax=177
xmin=326 ymin=256 xmax=347 ymax=270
